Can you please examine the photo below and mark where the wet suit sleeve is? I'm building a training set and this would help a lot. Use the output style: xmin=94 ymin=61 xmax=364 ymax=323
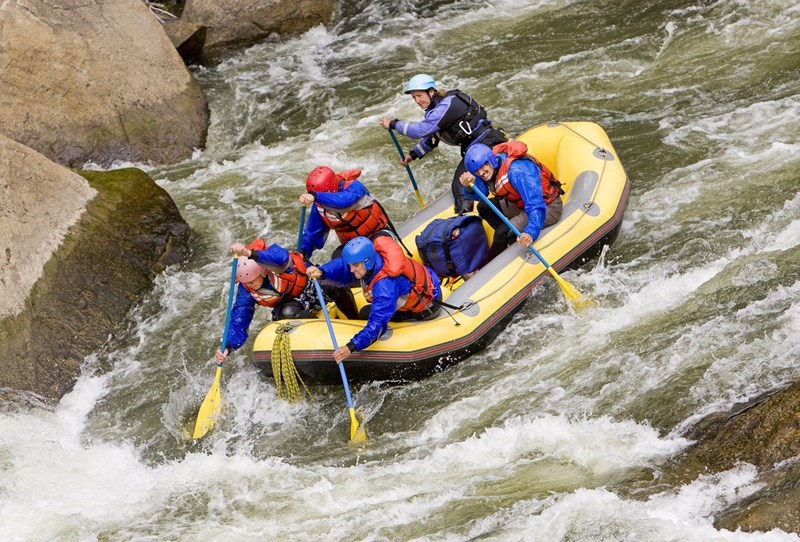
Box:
xmin=314 ymin=180 xmax=368 ymax=208
xmin=395 ymin=96 xmax=455 ymax=159
xmin=350 ymin=277 xmax=399 ymax=351
xmin=225 ymin=283 xmax=257 ymax=351
xmin=300 ymin=206 xmax=331 ymax=256
xmin=510 ymin=160 xmax=547 ymax=240
xmin=318 ymin=258 xmax=356 ymax=287
xmin=461 ymin=178 xmax=490 ymax=202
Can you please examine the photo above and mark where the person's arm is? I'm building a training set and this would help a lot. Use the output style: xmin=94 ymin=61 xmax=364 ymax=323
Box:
xmin=394 ymin=98 xmax=453 ymax=160
xmin=394 ymin=97 xmax=451 ymax=139
xmin=299 ymin=207 xmax=330 ymax=256
xmin=249 ymin=245 xmax=289 ymax=267
xmin=313 ymin=180 xmax=367 ymax=209
xmin=460 ymin=176 xmax=489 ymax=201
xmin=224 ymin=283 xmax=257 ymax=352
xmin=511 ymin=161 xmax=547 ymax=241
xmin=349 ymin=279 xmax=398 ymax=351
xmin=316 ymin=258 xmax=356 ymax=287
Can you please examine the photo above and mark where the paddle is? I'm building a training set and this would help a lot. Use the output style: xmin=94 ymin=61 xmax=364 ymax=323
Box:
xmin=388 ymin=128 xmax=425 ymax=209
xmin=297 ymin=204 xmax=307 ymax=251
xmin=192 ymin=255 xmax=238 ymax=439
xmin=468 ymin=181 xmax=592 ymax=309
xmin=312 ymin=279 xmax=367 ymax=443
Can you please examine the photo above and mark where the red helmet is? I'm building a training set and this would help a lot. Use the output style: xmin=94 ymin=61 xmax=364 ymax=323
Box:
xmin=305 ymin=166 xmax=338 ymax=193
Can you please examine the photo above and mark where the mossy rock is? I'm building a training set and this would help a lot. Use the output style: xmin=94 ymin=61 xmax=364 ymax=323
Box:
xmin=0 ymin=168 xmax=192 ymax=400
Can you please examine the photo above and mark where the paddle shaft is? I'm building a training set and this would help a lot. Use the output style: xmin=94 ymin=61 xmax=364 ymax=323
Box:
xmin=469 ymin=185 xmax=555 ymax=267
xmin=389 ymin=129 xmax=425 ymax=208
xmin=219 ymin=256 xmax=239 ymax=363
xmin=312 ymin=280 xmax=357 ymax=410
xmin=296 ymin=205 xmax=307 ymax=251
xmin=192 ymin=256 xmax=238 ymax=439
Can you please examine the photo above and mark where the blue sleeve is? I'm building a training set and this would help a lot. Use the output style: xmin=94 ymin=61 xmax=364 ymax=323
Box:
xmin=510 ymin=161 xmax=547 ymax=240
xmin=300 ymin=207 xmax=330 ymax=256
xmin=395 ymin=97 xmax=454 ymax=159
xmin=350 ymin=278 xmax=400 ymax=351
xmin=462 ymin=178 xmax=490 ymax=201
xmin=225 ymin=283 xmax=256 ymax=351
xmin=314 ymin=180 xmax=368 ymax=208
xmin=395 ymin=97 xmax=451 ymax=139
xmin=319 ymin=258 xmax=356 ymax=286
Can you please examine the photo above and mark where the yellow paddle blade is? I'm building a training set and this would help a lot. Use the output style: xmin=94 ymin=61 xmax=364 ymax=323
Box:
xmin=348 ymin=407 xmax=367 ymax=444
xmin=414 ymin=190 xmax=425 ymax=209
xmin=192 ymin=366 xmax=223 ymax=439
xmin=548 ymin=267 xmax=596 ymax=311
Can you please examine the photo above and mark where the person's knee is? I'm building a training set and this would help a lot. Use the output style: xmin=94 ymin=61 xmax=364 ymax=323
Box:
xmin=544 ymin=198 xmax=563 ymax=227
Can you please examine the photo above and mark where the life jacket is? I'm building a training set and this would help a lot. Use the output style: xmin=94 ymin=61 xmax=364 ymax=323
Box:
xmin=243 ymin=240 xmax=308 ymax=306
xmin=265 ymin=251 xmax=309 ymax=299
xmin=490 ymin=141 xmax=563 ymax=207
xmin=365 ymin=236 xmax=435 ymax=313
xmin=242 ymin=283 xmax=282 ymax=307
xmin=432 ymin=90 xmax=491 ymax=148
xmin=314 ymin=169 xmax=390 ymax=244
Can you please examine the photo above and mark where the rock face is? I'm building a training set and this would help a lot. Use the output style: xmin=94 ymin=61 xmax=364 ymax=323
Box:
xmin=676 ymin=382 xmax=800 ymax=534
xmin=182 ymin=0 xmax=334 ymax=51
xmin=162 ymin=20 xmax=207 ymax=63
xmin=0 ymin=0 xmax=209 ymax=167
xmin=0 ymin=135 xmax=192 ymax=400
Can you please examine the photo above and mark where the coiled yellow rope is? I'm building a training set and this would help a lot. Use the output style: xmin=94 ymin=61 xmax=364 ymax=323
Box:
xmin=271 ymin=323 xmax=313 ymax=402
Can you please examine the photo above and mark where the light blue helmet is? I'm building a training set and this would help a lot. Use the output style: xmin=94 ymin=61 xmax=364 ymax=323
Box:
xmin=464 ymin=144 xmax=499 ymax=174
xmin=342 ymin=236 xmax=376 ymax=270
xmin=404 ymin=73 xmax=437 ymax=94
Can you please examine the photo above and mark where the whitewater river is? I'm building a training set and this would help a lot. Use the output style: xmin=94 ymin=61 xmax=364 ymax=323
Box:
xmin=3 ymin=0 xmax=800 ymax=540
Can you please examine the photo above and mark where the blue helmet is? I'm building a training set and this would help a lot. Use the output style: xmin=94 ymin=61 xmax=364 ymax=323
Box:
xmin=464 ymin=143 xmax=499 ymax=174
xmin=342 ymin=236 xmax=376 ymax=270
xmin=404 ymin=73 xmax=437 ymax=94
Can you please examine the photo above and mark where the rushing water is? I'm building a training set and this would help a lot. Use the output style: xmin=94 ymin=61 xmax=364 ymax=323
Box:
xmin=3 ymin=0 xmax=800 ymax=540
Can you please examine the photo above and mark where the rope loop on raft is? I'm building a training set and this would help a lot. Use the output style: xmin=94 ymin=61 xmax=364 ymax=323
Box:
xmin=271 ymin=323 xmax=314 ymax=402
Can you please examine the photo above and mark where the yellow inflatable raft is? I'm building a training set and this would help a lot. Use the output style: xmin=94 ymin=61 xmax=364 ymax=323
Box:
xmin=252 ymin=121 xmax=630 ymax=383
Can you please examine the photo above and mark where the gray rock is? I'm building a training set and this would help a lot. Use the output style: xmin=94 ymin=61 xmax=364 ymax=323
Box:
xmin=671 ymin=382 xmax=800 ymax=534
xmin=0 ymin=0 xmax=209 ymax=167
xmin=162 ymin=20 xmax=207 ymax=63
xmin=182 ymin=0 xmax=334 ymax=51
xmin=0 ymin=135 xmax=192 ymax=400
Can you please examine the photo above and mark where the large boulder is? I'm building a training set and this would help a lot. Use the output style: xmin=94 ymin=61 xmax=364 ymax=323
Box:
xmin=0 ymin=134 xmax=192 ymax=400
xmin=182 ymin=0 xmax=334 ymax=51
xmin=673 ymin=382 xmax=800 ymax=534
xmin=0 ymin=0 xmax=209 ymax=167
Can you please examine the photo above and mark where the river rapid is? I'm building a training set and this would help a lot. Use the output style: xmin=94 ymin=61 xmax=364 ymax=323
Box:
xmin=3 ymin=0 xmax=800 ymax=540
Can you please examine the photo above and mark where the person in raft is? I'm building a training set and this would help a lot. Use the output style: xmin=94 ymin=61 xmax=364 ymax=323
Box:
xmin=298 ymin=165 xmax=392 ymax=260
xmin=379 ymin=73 xmax=508 ymax=215
xmin=214 ymin=239 xmax=357 ymax=364
xmin=306 ymin=235 xmax=442 ymax=363
xmin=458 ymin=141 xmax=564 ymax=260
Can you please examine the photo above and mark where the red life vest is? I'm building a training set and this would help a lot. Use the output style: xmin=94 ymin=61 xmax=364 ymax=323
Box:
xmin=490 ymin=141 xmax=562 ymax=208
xmin=365 ymin=236 xmax=435 ymax=313
xmin=265 ymin=251 xmax=309 ymax=299
xmin=315 ymin=169 xmax=390 ymax=244
xmin=242 ymin=240 xmax=308 ymax=306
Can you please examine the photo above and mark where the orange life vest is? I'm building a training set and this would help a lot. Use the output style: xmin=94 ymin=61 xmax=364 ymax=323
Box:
xmin=242 ymin=240 xmax=308 ymax=306
xmin=242 ymin=283 xmax=282 ymax=307
xmin=490 ymin=141 xmax=562 ymax=207
xmin=315 ymin=169 xmax=390 ymax=244
xmin=365 ymin=236 xmax=435 ymax=313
